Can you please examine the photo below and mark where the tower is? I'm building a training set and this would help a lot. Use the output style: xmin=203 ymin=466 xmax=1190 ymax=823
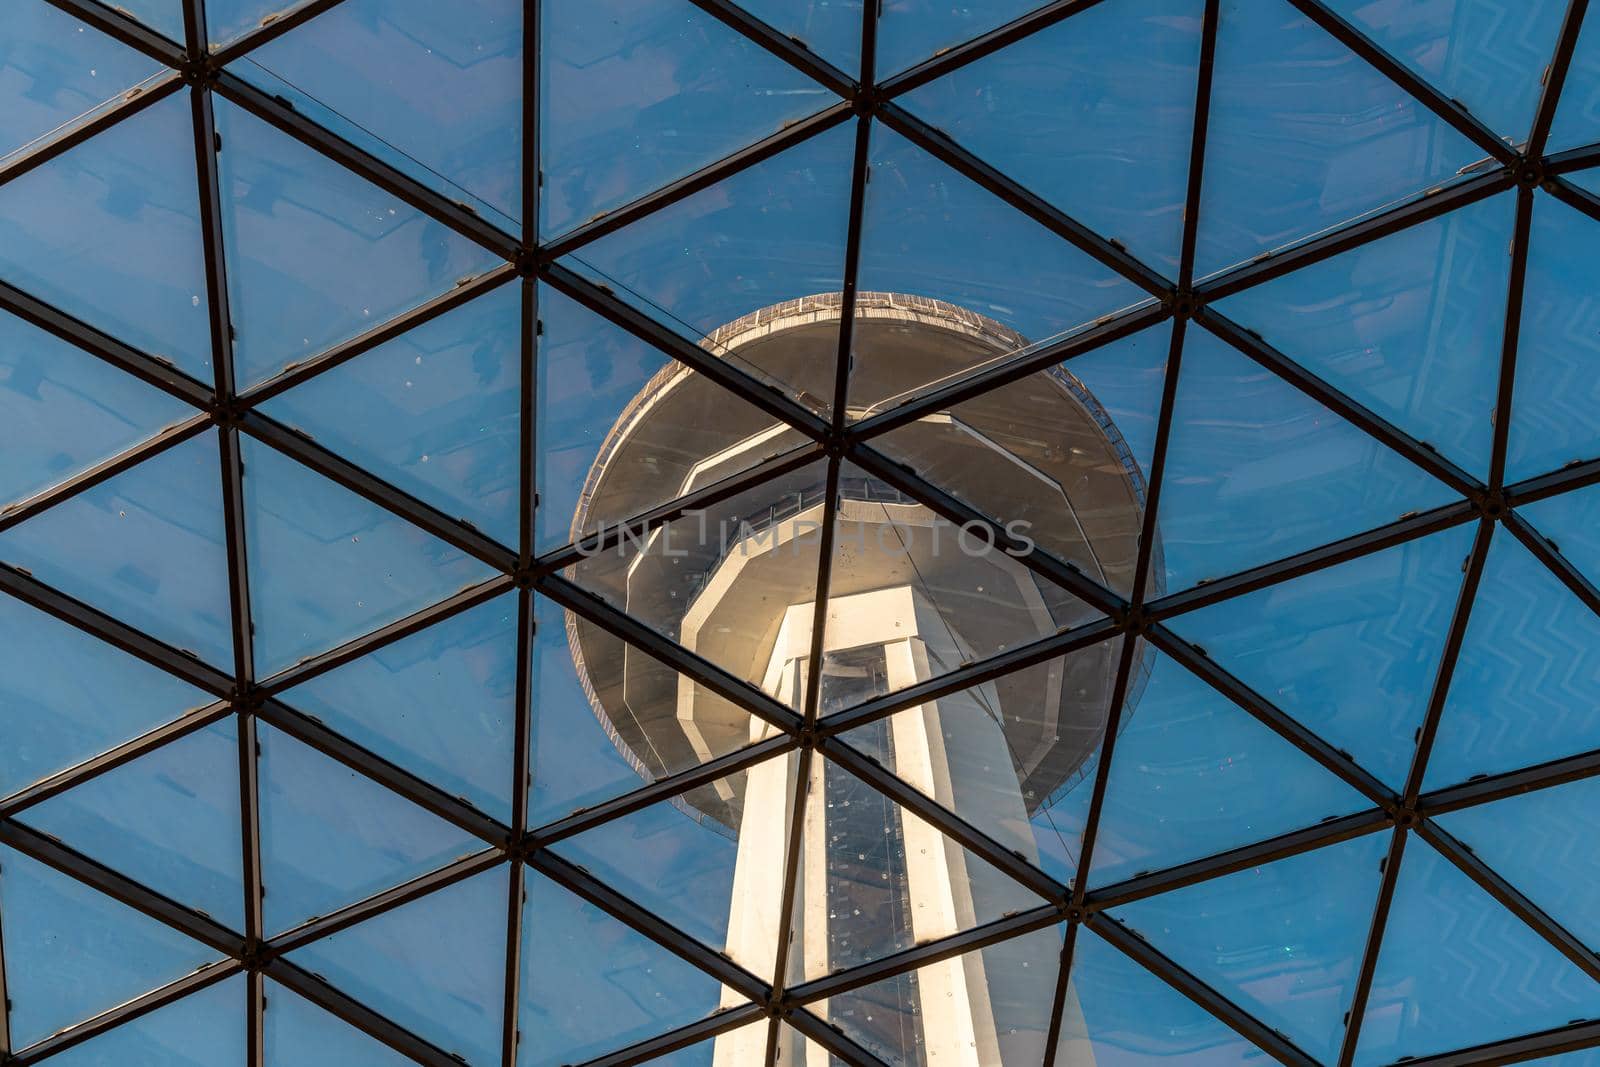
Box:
xmin=565 ymin=294 xmax=1150 ymax=1066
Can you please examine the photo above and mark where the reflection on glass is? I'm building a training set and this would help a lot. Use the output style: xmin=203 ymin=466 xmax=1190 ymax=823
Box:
xmin=1216 ymin=192 xmax=1513 ymax=479
xmin=1357 ymin=837 xmax=1600 ymax=1066
xmin=897 ymin=0 xmax=1201 ymax=274
xmin=0 ymin=845 xmax=217 ymax=1048
xmin=1196 ymin=1 xmax=1484 ymax=277
xmin=1110 ymin=832 xmax=1389 ymax=1063
xmin=286 ymin=868 xmax=508 ymax=1067
xmin=24 ymin=718 xmax=243 ymax=929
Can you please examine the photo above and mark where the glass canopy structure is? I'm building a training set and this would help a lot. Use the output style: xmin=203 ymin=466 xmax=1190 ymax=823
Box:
xmin=5 ymin=0 xmax=1600 ymax=1065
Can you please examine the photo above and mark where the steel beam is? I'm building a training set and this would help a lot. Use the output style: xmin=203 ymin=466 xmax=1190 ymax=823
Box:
xmin=265 ymin=957 xmax=464 ymax=1067
xmin=1528 ymin=0 xmax=1593 ymax=159
xmin=39 ymin=0 xmax=185 ymax=66
xmin=0 ymin=75 xmax=183 ymax=190
xmin=878 ymin=0 xmax=1113 ymax=100
xmin=683 ymin=0 xmax=856 ymax=99
xmin=1334 ymin=827 xmax=1407 ymax=1066
xmin=574 ymin=1002 xmax=767 ymax=1067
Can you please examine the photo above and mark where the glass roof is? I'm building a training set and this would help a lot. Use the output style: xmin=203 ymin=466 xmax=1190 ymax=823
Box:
xmin=1 ymin=1 xmax=1600 ymax=1066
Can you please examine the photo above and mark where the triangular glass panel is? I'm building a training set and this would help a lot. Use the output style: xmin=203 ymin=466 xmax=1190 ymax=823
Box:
xmin=1437 ymin=775 xmax=1600 ymax=958
xmin=1195 ymin=0 xmax=1487 ymax=277
xmin=864 ymin=323 xmax=1170 ymax=599
xmin=0 ymin=90 xmax=211 ymax=379
xmin=1425 ymin=524 xmax=1600 ymax=789
xmin=540 ymin=0 xmax=836 ymax=238
xmin=851 ymin=126 xmax=1147 ymax=409
xmin=898 ymin=0 xmax=1203 ymax=274
xmin=565 ymin=456 xmax=828 ymax=705
xmin=1088 ymin=650 xmax=1368 ymax=888
xmin=264 ymin=979 xmax=416 ymax=1067
xmin=0 ymin=591 xmax=209 ymax=797
xmin=535 ymin=280 xmax=802 ymax=554
xmin=24 ymin=717 xmax=243 ymax=929
xmin=213 ymin=97 xmax=502 ymax=389
xmin=278 ymin=592 xmax=518 ymax=823
xmin=1355 ymin=835 xmax=1600 ymax=1065
xmin=832 ymin=644 xmax=1124 ymax=888
xmin=0 ymin=305 xmax=191 ymax=511
xmin=286 ymin=866 xmax=508 ymax=1067
xmin=259 ymin=279 xmax=520 ymax=547
xmin=736 ymin=0 xmax=863 ymax=74
xmin=530 ymin=593 xmax=774 ymax=828
xmin=783 ymin=747 xmax=1047 ymax=989
xmin=1319 ymin=0 xmax=1566 ymax=144
xmin=516 ymin=869 xmax=726 ymax=1067
xmin=820 ymin=923 xmax=1062 ymax=1067
xmin=1108 ymin=832 xmax=1391 ymax=1064
xmin=256 ymin=721 xmax=483 ymax=935
xmin=1549 ymin=13 xmax=1600 ymax=154
xmin=1063 ymin=927 xmax=1264 ymax=1066
xmin=565 ymin=122 xmax=854 ymax=415
xmin=876 ymin=0 xmax=1040 ymax=79
xmin=1216 ymin=191 xmax=1514 ymax=478
xmin=0 ymin=0 xmax=163 ymax=164
xmin=551 ymin=751 xmax=792 ymax=978
xmin=237 ymin=0 xmax=521 ymax=228
xmin=0 ymin=429 xmax=232 ymax=669
xmin=1507 ymin=194 xmax=1600 ymax=482
xmin=0 ymin=845 xmax=217 ymax=1049
xmin=1171 ymin=524 xmax=1475 ymax=792
xmin=240 ymin=434 xmax=497 ymax=677
xmin=1156 ymin=324 xmax=1454 ymax=591
xmin=45 ymin=972 xmax=245 ymax=1067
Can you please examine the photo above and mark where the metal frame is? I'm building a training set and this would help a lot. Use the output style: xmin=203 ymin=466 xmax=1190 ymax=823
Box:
xmin=1 ymin=0 xmax=1599 ymax=1064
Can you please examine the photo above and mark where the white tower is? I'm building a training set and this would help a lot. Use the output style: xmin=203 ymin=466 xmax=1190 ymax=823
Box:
xmin=566 ymin=294 xmax=1148 ymax=1066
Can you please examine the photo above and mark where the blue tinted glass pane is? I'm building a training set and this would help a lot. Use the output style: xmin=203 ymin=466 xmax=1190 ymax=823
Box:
xmin=260 ymin=280 xmax=521 ymax=547
xmin=0 ymin=593 xmax=207 ymax=796
xmin=552 ymin=755 xmax=782 ymax=976
xmin=1172 ymin=525 xmax=1474 ymax=791
xmin=1065 ymin=322 xmax=1173 ymax=491
xmin=0 ymin=307 xmax=191 ymax=509
xmin=1065 ymin=929 xmax=1262 ymax=1066
xmin=827 ymin=925 xmax=1061 ymax=1067
xmin=25 ymin=718 xmax=242 ymax=929
xmin=853 ymin=126 xmax=1147 ymax=406
xmin=281 ymin=594 xmax=518 ymax=821
xmin=214 ymin=97 xmax=501 ymax=388
xmin=1320 ymin=0 xmax=1565 ymax=143
xmin=1356 ymin=836 xmax=1600 ymax=1065
xmin=1110 ymin=833 xmax=1390 ymax=1063
xmin=106 ymin=1 xmax=183 ymax=39
xmin=898 ymin=0 xmax=1202 ymax=274
xmin=1550 ymin=12 xmax=1600 ymax=153
xmin=238 ymin=0 xmax=521 ymax=225
xmin=1521 ymin=482 xmax=1600 ymax=589
xmin=517 ymin=870 xmax=724 ymax=1067
xmin=287 ymin=867 xmax=507 ymax=1067
xmin=876 ymin=0 xmax=1037 ymax=78
xmin=265 ymin=980 xmax=415 ymax=1067
xmin=540 ymin=0 xmax=835 ymax=237
xmin=633 ymin=1022 xmax=768 ymax=1067
xmin=0 ymin=845 xmax=216 ymax=1048
xmin=0 ymin=91 xmax=211 ymax=378
xmin=0 ymin=430 xmax=232 ymax=668
xmin=1216 ymin=191 xmax=1513 ymax=478
xmin=735 ymin=0 xmax=862 ymax=73
xmin=257 ymin=723 xmax=482 ymax=934
xmin=569 ymin=121 xmax=853 ymax=405
xmin=1196 ymin=0 xmax=1484 ymax=277
xmin=1506 ymin=194 xmax=1600 ymax=482
xmin=1157 ymin=326 xmax=1453 ymax=590
xmin=1438 ymin=776 xmax=1600 ymax=954
xmin=534 ymin=281 xmax=798 ymax=552
xmin=240 ymin=435 xmax=497 ymax=676
xmin=46 ymin=973 xmax=244 ymax=1067
xmin=1088 ymin=652 xmax=1367 ymax=887
xmin=0 ymin=1 xmax=161 ymax=162
xmin=1426 ymin=523 xmax=1600 ymax=789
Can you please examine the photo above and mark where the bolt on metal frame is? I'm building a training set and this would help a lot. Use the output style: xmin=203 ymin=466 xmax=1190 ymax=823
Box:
xmin=0 ymin=0 xmax=1596 ymax=1064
